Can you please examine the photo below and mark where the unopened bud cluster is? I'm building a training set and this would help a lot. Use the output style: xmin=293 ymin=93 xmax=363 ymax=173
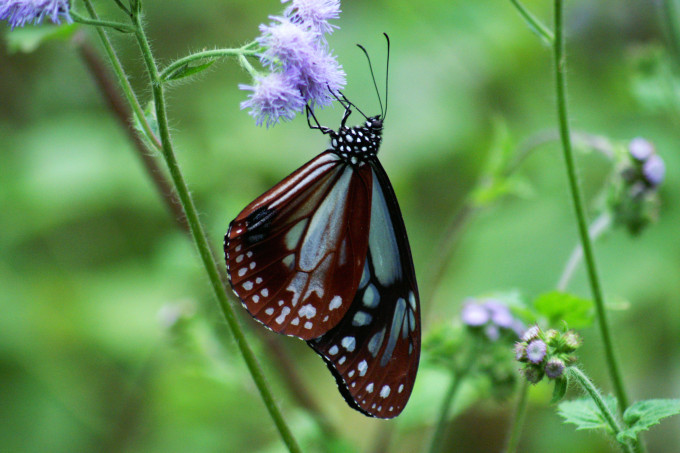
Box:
xmin=515 ymin=325 xmax=581 ymax=384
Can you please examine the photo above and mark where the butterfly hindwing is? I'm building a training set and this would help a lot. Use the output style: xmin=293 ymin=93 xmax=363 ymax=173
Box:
xmin=225 ymin=151 xmax=372 ymax=340
xmin=307 ymin=160 xmax=421 ymax=419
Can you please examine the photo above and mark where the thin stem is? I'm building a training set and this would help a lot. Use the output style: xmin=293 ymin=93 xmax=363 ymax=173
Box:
xmin=567 ymin=367 xmax=636 ymax=453
xmin=661 ymin=0 xmax=680 ymax=67
xmin=427 ymin=343 xmax=477 ymax=453
xmin=557 ymin=211 xmax=612 ymax=291
xmin=128 ymin=8 xmax=302 ymax=453
xmin=160 ymin=47 xmax=258 ymax=81
xmin=553 ymin=0 xmax=629 ymax=412
xmin=427 ymin=368 xmax=465 ymax=453
xmin=80 ymin=0 xmax=161 ymax=150
xmin=509 ymin=0 xmax=554 ymax=45
xmin=112 ymin=0 xmax=132 ymax=16
xmin=70 ymin=11 xmax=135 ymax=32
xmin=504 ymin=380 xmax=530 ymax=453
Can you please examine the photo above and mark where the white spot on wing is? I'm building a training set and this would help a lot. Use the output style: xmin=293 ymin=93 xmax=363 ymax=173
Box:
xmin=238 ymin=268 xmax=247 ymax=277
xmin=265 ymin=308 xmax=274 ymax=315
xmin=358 ymin=360 xmax=368 ymax=376
xmin=338 ymin=356 xmax=346 ymax=365
xmin=242 ymin=281 xmax=253 ymax=291
xmin=341 ymin=336 xmax=356 ymax=352
xmin=368 ymin=328 xmax=386 ymax=357
xmin=298 ymin=304 xmax=317 ymax=319
xmin=380 ymin=385 xmax=390 ymax=398
xmin=366 ymin=383 xmax=374 ymax=393
xmin=236 ymin=254 xmax=244 ymax=263
xmin=362 ymin=284 xmax=380 ymax=308
xmin=286 ymin=273 xmax=308 ymax=306
xmin=381 ymin=297 xmax=407 ymax=366
xmin=275 ymin=307 xmax=291 ymax=324
xmin=285 ymin=219 xmax=308 ymax=251
xmin=304 ymin=321 xmax=313 ymax=329
xmin=352 ymin=311 xmax=372 ymax=326
xmin=329 ymin=296 xmax=342 ymax=310
xmin=291 ymin=317 xmax=300 ymax=325
xmin=398 ymin=384 xmax=404 ymax=393
xmin=328 ymin=345 xmax=339 ymax=355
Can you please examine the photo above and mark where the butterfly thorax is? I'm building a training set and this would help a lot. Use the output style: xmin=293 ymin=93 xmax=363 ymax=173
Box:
xmin=330 ymin=116 xmax=383 ymax=164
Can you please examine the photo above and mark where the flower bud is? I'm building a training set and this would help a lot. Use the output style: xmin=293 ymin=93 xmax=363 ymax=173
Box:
xmin=545 ymin=358 xmax=566 ymax=379
xmin=526 ymin=339 xmax=547 ymax=364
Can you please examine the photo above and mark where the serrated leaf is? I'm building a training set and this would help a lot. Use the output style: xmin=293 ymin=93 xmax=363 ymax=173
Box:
xmin=558 ymin=396 xmax=618 ymax=433
xmin=616 ymin=399 xmax=680 ymax=443
xmin=550 ymin=376 xmax=568 ymax=404
xmin=163 ymin=60 xmax=216 ymax=81
xmin=533 ymin=291 xmax=594 ymax=329
xmin=6 ymin=23 xmax=78 ymax=54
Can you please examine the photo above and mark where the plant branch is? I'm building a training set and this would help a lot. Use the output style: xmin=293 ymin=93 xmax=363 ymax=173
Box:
xmin=509 ymin=0 xmax=554 ymax=45
xmin=504 ymin=380 xmax=530 ymax=453
xmin=159 ymin=47 xmax=259 ymax=81
xmin=119 ymin=5 xmax=302 ymax=452
xmin=71 ymin=11 xmax=135 ymax=32
xmin=552 ymin=0 xmax=629 ymax=413
xmin=567 ymin=367 xmax=636 ymax=453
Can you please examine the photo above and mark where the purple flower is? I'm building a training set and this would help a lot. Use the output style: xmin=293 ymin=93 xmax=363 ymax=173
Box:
xmin=526 ymin=339 xmax=547 ymax=364
xmin=283 ymin=0 xmax=340 ymax=36
xmin=240 ymin=72 xmax=306 ymax=127
xmin=521 ymin=325 xmax=540 ymax=342
xmin=0 ymin=0 xmax=71 ymax=29
xmin=629 ymin=137 xmax=654 ymax=162
xmin=514 ymin=342 xmax=526 ymax=361
xmin=484 ymin=300 xmax=514 ymax=328
xmin=258 ymin=17 xmax=318 ymax=70
xmin=461 ymin=302 xmax=490 ymax=326
xmin=292 ymin=48 xmax=345 ymax=107
xmin=545 ymin=358 xmax=565 ymax=379
xmin=642 ymin=154 xmax=665 ymax=187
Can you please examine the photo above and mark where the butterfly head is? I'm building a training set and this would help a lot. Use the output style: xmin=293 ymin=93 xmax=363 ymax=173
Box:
xmin=330 ymin=115 xmax=384 ymax=162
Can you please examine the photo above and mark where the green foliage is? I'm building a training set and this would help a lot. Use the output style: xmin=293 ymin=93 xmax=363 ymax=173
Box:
xmin=617 ymin=399 xmax=680 ymax=443
xmin=558 ymin=396 xmax=619 ymax=433
xmin=550 ymin=375 xmax=568 ymax=404
xmin=6 ymin=24 xmax=79 ymax=53
xmin=163 ymin=60 xmax=217 ymax=82
xmin=533 ymin=291 xmax=594 ymax=329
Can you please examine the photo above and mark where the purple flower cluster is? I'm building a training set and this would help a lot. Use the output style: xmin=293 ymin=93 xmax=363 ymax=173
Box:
xmin=515 ymin=325 xmax=581 ymax=384
xmin=240 ymin=0 xmax=345 ymax=127
xmin=0 ymin=0 xmax=71 ymax=29
xmin=461 ymin=298 xmax=524 ymax=341
xmin=628 ymin=137 xmax=665 ymax=188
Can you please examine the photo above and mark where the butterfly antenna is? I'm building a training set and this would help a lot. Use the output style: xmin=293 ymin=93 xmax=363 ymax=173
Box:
xmin=383 ymin=33 xmax=390 ymax=121
xmin=356 ymin=43 xmax=384 ymax=118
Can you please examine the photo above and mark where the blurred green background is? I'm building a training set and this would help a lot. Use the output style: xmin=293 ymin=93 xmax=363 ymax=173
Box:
xmin=1 ymin=0 xmax=679 ymax=452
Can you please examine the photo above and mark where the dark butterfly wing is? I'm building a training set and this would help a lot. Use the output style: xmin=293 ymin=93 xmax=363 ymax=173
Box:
xmin=308 ymin=159 xmax=420 ymax=419
xmin=225 ymin=151 xmax=373 ymax=340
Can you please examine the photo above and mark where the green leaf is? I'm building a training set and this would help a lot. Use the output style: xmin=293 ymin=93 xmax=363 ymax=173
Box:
xmin=6 ymin=24 xmax=79 ymax=54
xmin=558 ymin=396 xmax=618 ymax=433
xmin=550 ymin=376 xmax=568 ymax=404
xmin=533 ymin=291 xmax=594 ymax=329
xmin=617 ymin=399 xmax=680 ymax=443
xmin=163 ymin=60 xmax=216 ymax=81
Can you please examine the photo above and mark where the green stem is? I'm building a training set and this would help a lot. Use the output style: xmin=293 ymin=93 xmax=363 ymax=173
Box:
xmin=509 ymin=0 xmax=554 ymax=45
xmin=71 ymin=11 xmax=135 ymax=32
xmin=567 ymin=367 xmax=636 ymax=453
xmin=160 ymin=47 xmax=259 ymax=81
xmin=127 ymin=9 xmax=302 ymax=453
xmin=80 ymin=0 xmax=161 ymax=150
xmin=552 ymin=0 xmax=629 ymax=412
xmin=427 ymin=343 xmax=477 ymax=453
xmin=504 ymin=380 xmax=530 ymax=453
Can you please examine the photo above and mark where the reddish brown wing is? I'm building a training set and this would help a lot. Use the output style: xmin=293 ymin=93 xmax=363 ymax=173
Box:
xmin=225 ymin=151 xmax=373 ymax=340
xmin=307 ymin=162 xmax=420 ymax=418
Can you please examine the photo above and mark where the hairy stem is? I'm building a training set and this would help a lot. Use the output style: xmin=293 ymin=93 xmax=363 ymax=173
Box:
xmin=504 ymin=380 xmax=530 ymax=453
xmin=553 ymin=0 xmax=629 ymax=413
xmin=567 ymin=367 xmax=636 ymax=453
xmin=160 ymin=47 xmax=259 ymax=81
xmin=118 ymin=5 xmax=302 ymax=452
xmin=508 ymin=0 xmax=554 ymax=45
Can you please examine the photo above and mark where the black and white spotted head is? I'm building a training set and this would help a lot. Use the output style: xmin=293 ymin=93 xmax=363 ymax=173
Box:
xmin=330 ymin=115 xmax=384 ymax=163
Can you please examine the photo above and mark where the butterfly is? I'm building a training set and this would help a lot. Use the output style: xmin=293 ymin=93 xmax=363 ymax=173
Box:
xmin=224 ymin=35 xmax=420 ymax=419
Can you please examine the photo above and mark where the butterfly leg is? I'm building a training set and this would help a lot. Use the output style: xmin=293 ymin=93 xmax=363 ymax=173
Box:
xmin=306 ymin=105 xmax=333 ymax=135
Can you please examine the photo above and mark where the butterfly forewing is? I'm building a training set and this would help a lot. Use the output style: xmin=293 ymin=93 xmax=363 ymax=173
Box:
xmin=308 ymin=162 xmax=421 ymax=419
xmin=225 ymin=151 xmax=372 ymax=340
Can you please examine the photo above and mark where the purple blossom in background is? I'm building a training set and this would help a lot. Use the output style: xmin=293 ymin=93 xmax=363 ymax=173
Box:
xmin=240 ymin=73 xmax=306 ymax=127
xmin=485 ymin=300 xmax=514 ymax=328
xmin=283 ymin=0 xmax=340 ymax=36
xmin=242 ymin=1 xmax=345 ymax=126
xmin=526 ymin=339 xmax=547 ymax=364
xmin=629 ymin=137 xmax=654 ymax=162
xmin=0 ymin=0 xmax=71 ymax=29
xmin=461 ymin=302 xmax=490 ymax=326
xmin=643 ymin=154 xmax=665 ymax=187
